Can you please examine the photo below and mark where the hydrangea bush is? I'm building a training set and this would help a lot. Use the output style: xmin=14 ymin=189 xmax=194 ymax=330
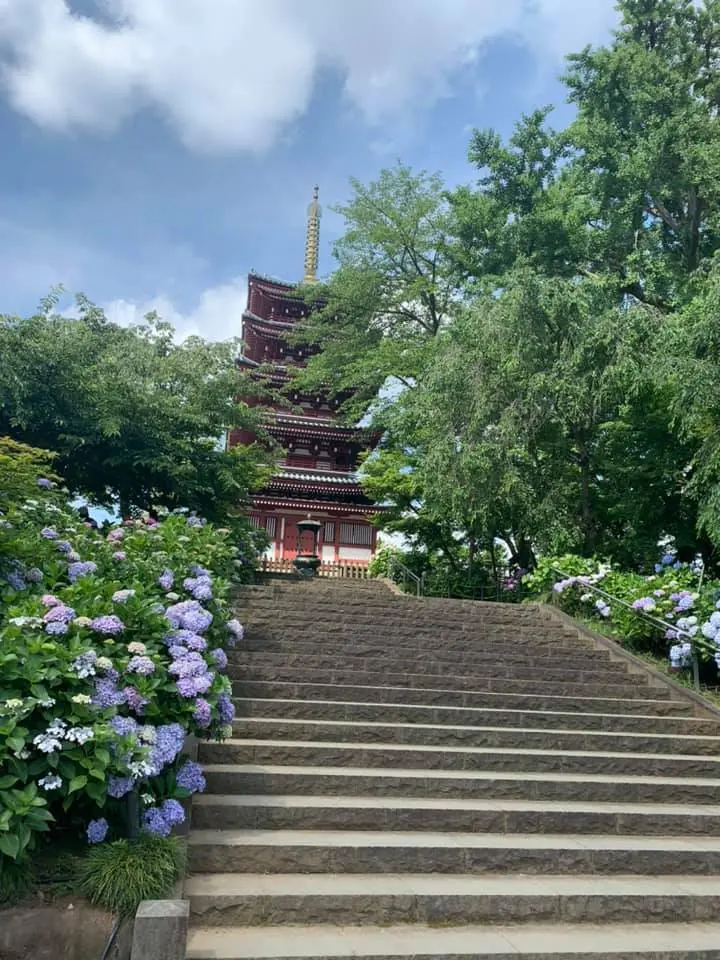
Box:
xmin=523 ymin=551 xmax=719 ymax=670
xmin=0 ymin=475 xmax=252 ymax=866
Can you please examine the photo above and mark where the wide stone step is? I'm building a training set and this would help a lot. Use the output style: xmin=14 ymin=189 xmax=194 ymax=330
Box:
xmin=230 ymin=717 xmax=720 ymax=757
xmin=245 ymin=603 xmax=580 ymax=639
xmin=234 ymin=680 xmax=693 ymax=717
xmin=239 ymin=607 xmax=550 ymax=627
xmin=233 ymin=697 xmax=720 ymax=736
xmin=242 ymin=617 xmax=569 ymax=638
xmin=185 ymin=873 xmax=720 ymax=926
xmin=231 ymin=653 xmax=634 ymax=684
xmin=241 ymin=638 xmax=613 ymax=662
xmin=231 ymin=666 xmax=659 ymax=700
xmin=186 ymin=920 xmax=720 ymax=959
xmin=190 ymin=794 xmax=720 ymax=835
xmin=188 ymin=829 xmax=720 ymax=875
xmin=199 ymin=738 xmax=720 ymax=777
xmin=202 ymin=763 xmax=720 ymax=805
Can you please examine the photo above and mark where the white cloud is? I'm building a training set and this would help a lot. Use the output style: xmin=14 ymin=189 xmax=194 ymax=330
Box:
xmin=104 ymin=277 xmax=248 ymax=342
xmin=0 ymin=0 xmax=617 ymax=153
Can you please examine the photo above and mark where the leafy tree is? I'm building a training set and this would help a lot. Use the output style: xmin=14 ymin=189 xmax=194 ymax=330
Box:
xmin=0 ymin=296 xmax=272 ymax=520
xmin=293 ymin=164 xmax=462 ymax=420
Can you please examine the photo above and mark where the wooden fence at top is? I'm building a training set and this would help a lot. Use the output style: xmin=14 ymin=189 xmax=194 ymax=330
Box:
xmin=260 ymin=557 xmax=370 ymax=579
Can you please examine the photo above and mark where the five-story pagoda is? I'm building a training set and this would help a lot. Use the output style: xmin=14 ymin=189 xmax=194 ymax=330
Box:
xmin=228 ymin=187 xmax=380 ymax=565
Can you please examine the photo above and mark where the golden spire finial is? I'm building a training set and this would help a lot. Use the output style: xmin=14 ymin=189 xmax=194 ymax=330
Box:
xmin=303 ymin=185 xmax=321 ymax=284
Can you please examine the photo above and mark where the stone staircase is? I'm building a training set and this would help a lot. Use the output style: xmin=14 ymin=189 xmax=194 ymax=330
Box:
xmin=185 ymin=580 xmax=720 ymax=959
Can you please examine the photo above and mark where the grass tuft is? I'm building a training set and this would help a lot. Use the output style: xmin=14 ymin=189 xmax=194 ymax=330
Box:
xmin=0 ymin=856 xmax=35 ymax=905
xmin=75 ymin=835 xmax=185 ymax=917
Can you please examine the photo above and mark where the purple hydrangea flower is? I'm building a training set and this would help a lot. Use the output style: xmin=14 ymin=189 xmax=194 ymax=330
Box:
xmin=127 ymin=655 xmax=155 ymax=676
xmin=113 ymin=551 xmax=127 ymax=561
xmin=211 ymin=648 xmax=228 ymax=670
xmin=142 ymin=807 xmax=171 ymax=837
xmin=176 ymin=674 xmax=213 ymax=697
xmin=91 ymin=614 xmax=125 ymax=635
xmin=93 ymin=678 xmax=126 ymax=708
xmin=168 ymin=651 xmax=208 ymax=678
xmin=66 ymin=551 xmax=81 ymax=563
xmin=45 ymin=620 xmax=69 ymax=635
xmin=41 ymin=527 xmax=58 ymax=540
xmin=69 ymin=561 xmax=98 ymax=583
xmin=43 ymin=603 xmax=76 ymax=625
xmin=187 ymin=516 xmax=204 ymax=528
xmin=167 ymin=644 xmax=187 ymax=659
xmin=217 ymin=693 xmax=235 ymax=724
xmin=193 ymin=698 xmax=212 ymax=727
xmin=176 ymin=759 xmax=206 ymax=794
xmin=41 ymin=594 xmax=60 ymax=607
xmin=86 ymin=818 xmax=109 ymax=844
xmin=56 ymin=540 xmax=73 ymax=554
xmin=226 ymin=620 xmax=244 ymax=646
xmin=107 ymin=775 xmax=135 ymax=798
xmin=123 ymin=686 xmax=149 ymax=714
xmin=37 ymin=478 xmax=53 ymax=489
xmin=165 ymin=600 xmax=213 ymax=634
xmin=160 ymin=799 xmax=185 ymax=826
xmin=189 ymin=565 xmax=210 ymax=577
xmin=183 ymin=575 xmax=213 ymax=601
xmin=25 ymin=567 xmax=43 ymax=583
xmin=107 ymin=528 xmax=124 ymax=543
xmin=109 ymin=716 xmax=138 ymax=737
xmin=158 ymin=569 xmax=174 ymax=591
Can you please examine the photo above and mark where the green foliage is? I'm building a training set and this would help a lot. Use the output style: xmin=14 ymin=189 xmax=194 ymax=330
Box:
xmin=0 ymin=297 xmax=273 ymax=519
xmin=76 ymin=834 xmax=185 ymax=917
xmin=296 ymin=0 xmax=720 ymax=581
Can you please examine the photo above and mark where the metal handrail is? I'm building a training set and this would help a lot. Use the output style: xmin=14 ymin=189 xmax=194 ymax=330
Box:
xmin=550 ymin=566 xmax=704 ymax=692
xmin=388 ymin=556 xmax=424 ymax=597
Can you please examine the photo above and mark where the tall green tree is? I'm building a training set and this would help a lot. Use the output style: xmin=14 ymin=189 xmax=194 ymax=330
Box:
xmin=0 ymin=296 xmax=272 ymax=519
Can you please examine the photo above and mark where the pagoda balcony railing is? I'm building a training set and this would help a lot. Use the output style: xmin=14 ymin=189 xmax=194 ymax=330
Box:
xmin=261 ymin=557 xmax=370 ymax=579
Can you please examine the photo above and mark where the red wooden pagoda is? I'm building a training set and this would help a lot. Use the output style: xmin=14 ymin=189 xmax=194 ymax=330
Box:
xmin=228 ymin=187 xmax=381 ymax=565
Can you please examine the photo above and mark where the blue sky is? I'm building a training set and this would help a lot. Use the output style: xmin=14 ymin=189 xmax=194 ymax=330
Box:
xmin=0 ymin=0 xmax=618 ymax=340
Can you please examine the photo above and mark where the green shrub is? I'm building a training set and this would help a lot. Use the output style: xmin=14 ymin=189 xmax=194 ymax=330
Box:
xmin=75 ymin=834 xmax=185 ymax=916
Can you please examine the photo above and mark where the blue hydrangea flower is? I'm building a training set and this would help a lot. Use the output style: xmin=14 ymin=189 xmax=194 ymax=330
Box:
xmin=123 ymin=686 xmax=150 ymax=715
xmin=56 ymin=540 xmax=73 ymax=554
xmin=160 ymin=799 xmax=185 ymax=826
xmin=37 ymin=478 xmax=53 ymax=489
xmin=158 ymin=569 xmax=174 ymax=591
xmin=109 ymin=716 xmax=139 ymax=737
xmin=217 ymin=693 xmax=235 ymax=724
xmin=193 ymin=698 xmax=212 ymax=727
xmin=143 ymin=807 xmax=171 ymax=837
xmin=93 ymin=678 xmax=126 ymax=708
xmin=87 ymin=818 xmax=109 ymax=844
xmin=176 ymin=759 xmax=206 ymax=794
xmin=107 ymin=776 xmax=135 ymax=798
xmin=25 ymin=567 xmax=43 ymax=583
xmin=69 ymin=561 xmax=98 ymax=583
xmin=41 ymin=527 xmax=58 ymax=540
xmin=211 ymin=648 xmax=228 ymax=670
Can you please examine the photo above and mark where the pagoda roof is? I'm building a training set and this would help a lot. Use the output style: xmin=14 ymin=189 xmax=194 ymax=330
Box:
xmin=243 ymin=310 xmax=295 ymax=330
xmin=272 ymin=467 xmax=361 ymax=486
xmin=248 ymin=271 xmax=297 ymax=293
xmin=253 ymin=494 xmax=379 ymax=515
